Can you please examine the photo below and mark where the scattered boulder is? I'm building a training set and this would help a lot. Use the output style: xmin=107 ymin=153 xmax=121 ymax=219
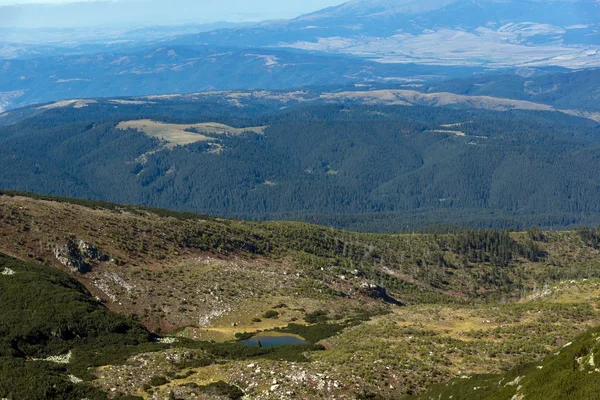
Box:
xmin=68 ymin=375 xmax=83 ymax=384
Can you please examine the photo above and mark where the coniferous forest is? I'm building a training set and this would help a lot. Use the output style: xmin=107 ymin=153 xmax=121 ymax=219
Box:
xmin=1 ymin=98 xmax=599 ymax=232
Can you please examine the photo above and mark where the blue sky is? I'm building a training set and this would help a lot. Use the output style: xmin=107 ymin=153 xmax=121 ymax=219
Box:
xmin=0 ymin=0 xmax=344 ymax=9
xmin=0 ymin=0 xmax=347 ymax=28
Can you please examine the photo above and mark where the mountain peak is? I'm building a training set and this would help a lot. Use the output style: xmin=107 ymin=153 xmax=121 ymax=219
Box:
xmin=297 ymin=0 xmax=460 ymax=20
xmin=298 ymin=0 xmax=598 ymax=21
xmin=330 ymin=0 xmax=460 ymax=15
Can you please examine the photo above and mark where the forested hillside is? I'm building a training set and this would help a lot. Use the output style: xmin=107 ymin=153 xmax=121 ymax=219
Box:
xmin=428 ymin=68 xmax=600 ymax=112
xmin=0 ymin=97 xmax=599 ymax=231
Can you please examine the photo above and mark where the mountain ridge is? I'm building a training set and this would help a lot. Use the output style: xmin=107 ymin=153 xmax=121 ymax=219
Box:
xmin=3 ymin=71 xmax=599 ymax=123
xmin=1 ymin=94 xmax=599 ymax=232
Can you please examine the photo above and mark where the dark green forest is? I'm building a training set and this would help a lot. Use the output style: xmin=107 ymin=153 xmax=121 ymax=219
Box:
xmin=427 ymin=68 xmax=600 ymax=112
xmin=0 ymin=254 xmax=153 ymax=399
xmin=1 ymin=99 xmax=600 ymax=232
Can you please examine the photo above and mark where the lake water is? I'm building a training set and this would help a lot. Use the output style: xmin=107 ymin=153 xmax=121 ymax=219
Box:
xmin=241 ymin=334 xmax=307 ymax=348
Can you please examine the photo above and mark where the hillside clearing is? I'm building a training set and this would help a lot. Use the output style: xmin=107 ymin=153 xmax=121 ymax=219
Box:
xmin=429 ymin=129 xmax=466 ymax=136
xmin=38 ymin=99 xmax=97 ymax=109
xmin=117 ymin=119 xmax=267 ymax=148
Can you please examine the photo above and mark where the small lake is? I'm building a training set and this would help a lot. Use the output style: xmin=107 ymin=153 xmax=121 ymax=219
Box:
xmin=241 ymin=334 xmax=308 ymax=348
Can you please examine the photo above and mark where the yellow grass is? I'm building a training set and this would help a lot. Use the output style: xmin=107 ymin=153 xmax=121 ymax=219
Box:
xmin=159 ymin=364 xmax=229 ymax=393
xmin=390 ymin=305 xmax=538 ymax=341
xmin=523 ymin=279 xmax=600 ymax=307
xmin=109 ymin=100 xmax=156 ymax=105
xmin=178 ymin=297 xmax=309 ymax=342
xmin=321 ymin=90 xmax=556 ymax=112
xmin=117 ymin=119 xmax=267 ymax=148
xmin=38 ymin=99 xmax=97 ymax=109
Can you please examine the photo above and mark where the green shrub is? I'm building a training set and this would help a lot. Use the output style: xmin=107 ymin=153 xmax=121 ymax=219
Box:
xmin=234 ymin=332 xmax=254 ymax=341
xmin=276 ymin=323 xmax=345 ymax=343
xmin=304 ymin=310 xmax=329 ymax=324
xmin=149 ymin=375 xmax=169 ymax=386
xmin=0 ymin=254 xmax=156 ymax=399
xmin=263 ymin=310 xmax=279 ymax=319
xmin=198 ymin=381 xmax=244 ymax=399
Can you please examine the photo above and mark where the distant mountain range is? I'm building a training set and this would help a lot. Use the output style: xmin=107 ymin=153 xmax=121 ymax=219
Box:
xmin=4 ymin=69 xmax=600 ymax=123
xmin=181 ymin=0 xmax=600 ymax=67
xmin=0 ymin=46 xmax=488 ymax=113
xmin=1 ymin=53 xmax=598 ymax=116
xmin=0 ymin=0 xmax=598 ymax=111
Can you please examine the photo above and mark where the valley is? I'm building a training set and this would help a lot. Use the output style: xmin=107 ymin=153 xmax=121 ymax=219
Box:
xmin=2 ymin=193 xmax=600 ymax=398
xmin=1 ymin=1 xmax=600 ymax=398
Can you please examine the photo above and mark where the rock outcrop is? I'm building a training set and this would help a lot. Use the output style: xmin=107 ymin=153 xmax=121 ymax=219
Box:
xmin=54 ymin=238 xmax=108 ymax=273
xmin=359 ymin=282 xmax=403 ymax=306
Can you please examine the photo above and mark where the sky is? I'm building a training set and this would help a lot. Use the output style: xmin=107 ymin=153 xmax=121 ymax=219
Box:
xmin=0 ymin=0 xmax=347 ymax=28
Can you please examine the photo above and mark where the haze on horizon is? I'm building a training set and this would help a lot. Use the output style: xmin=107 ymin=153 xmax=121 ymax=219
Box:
xmin=0 ymin=0 xmax=347 ymax=28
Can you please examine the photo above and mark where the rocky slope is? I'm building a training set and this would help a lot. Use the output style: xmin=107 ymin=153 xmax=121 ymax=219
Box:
xmin=2 ymin=193 xmax=600 ymax=398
